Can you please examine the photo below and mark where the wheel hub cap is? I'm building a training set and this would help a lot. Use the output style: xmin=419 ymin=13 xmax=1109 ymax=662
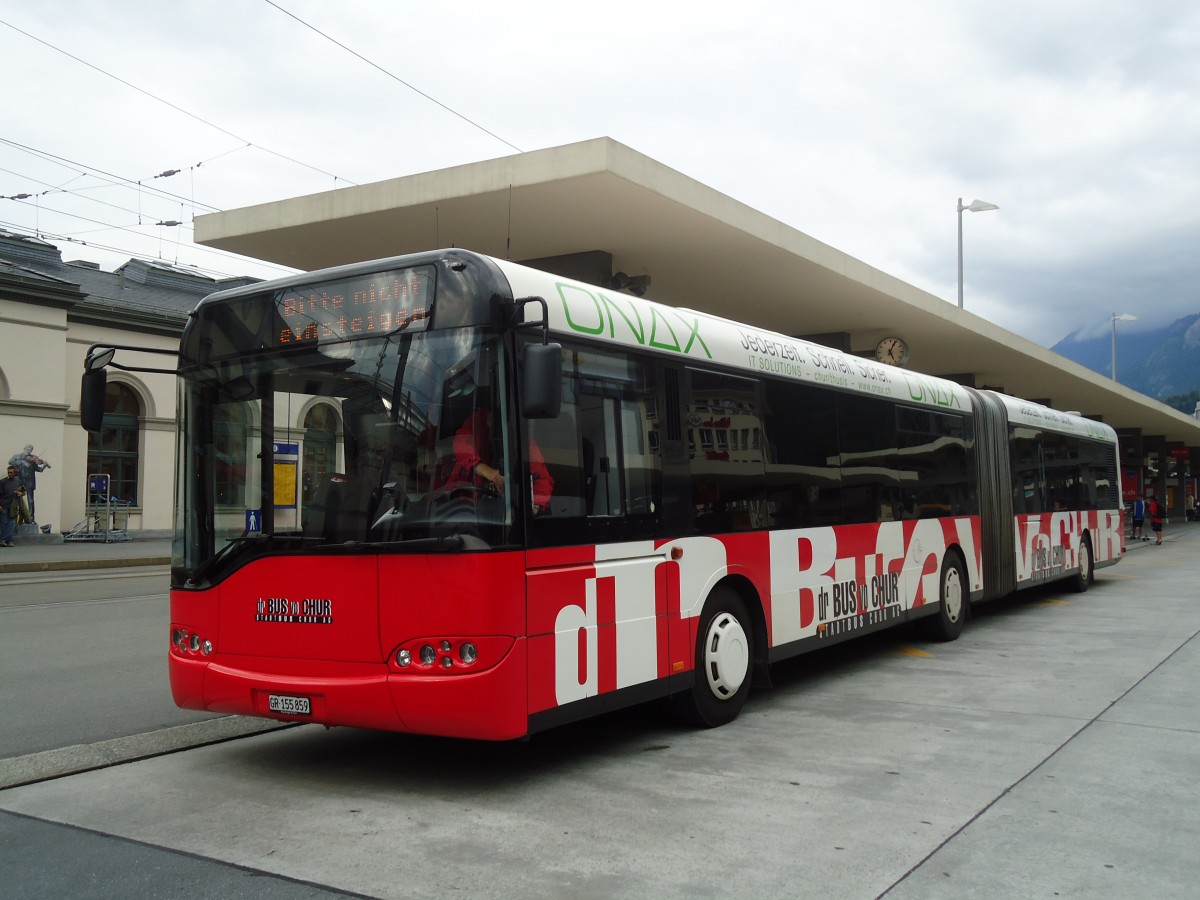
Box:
xmin=704 ymin=612 xmax=749 ymax=699
xmin=944 ymin=567 xmax=963 ymax=623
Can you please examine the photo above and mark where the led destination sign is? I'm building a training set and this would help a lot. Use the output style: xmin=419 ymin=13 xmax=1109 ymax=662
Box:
xmin=274 ymin=265 xmax=433 ymax=346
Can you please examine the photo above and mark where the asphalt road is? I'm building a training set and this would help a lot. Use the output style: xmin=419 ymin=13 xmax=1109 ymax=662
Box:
xmin=0 ymin=567 xmax=225 ymax=758
xmin=1 ymin=530 xmax=1197 ymax=898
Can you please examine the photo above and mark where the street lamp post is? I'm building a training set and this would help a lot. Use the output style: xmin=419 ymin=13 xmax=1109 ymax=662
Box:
xmin=1111 ymin=313 xmax=1137 ymax=382
xmin=957 ymin=197 xmax=999 ymax=309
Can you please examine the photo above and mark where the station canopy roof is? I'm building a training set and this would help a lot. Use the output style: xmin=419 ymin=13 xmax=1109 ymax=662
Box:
xmin=195 ymin=137 xmax=1200 ymax=448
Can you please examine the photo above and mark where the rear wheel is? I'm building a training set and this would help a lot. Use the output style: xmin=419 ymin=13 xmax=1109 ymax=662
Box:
xmin=1072 ymin=536 xmax=1093 ymax=593
xmin=920 ymin=553 xmax=967 ymax=642
xmin=673 ymin=587 xmax=753 ymax=727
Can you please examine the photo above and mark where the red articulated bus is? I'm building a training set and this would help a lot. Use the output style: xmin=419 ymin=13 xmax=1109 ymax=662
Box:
xmin=81 ymin=249 xmax=1124 ymax=739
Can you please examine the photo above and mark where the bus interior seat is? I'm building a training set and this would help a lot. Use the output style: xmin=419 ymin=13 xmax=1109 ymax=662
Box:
xmin=303 ymin=474 xmax=346 ymax=541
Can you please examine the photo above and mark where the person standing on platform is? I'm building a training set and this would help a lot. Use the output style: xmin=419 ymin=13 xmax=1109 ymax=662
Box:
xmin=1148 ymin=494 xmax=1165 ymax=545
xmin=1131 ymin=496 xmax=1146 ymax=541
xmin=0 ymin=464 xmax=26 ymax=547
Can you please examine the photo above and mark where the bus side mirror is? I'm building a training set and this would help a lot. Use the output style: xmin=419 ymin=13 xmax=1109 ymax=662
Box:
xmin=80 ymin=368 xmax=108 ymax=432
xmin=521 ymin=342 xmax=562 ymax=419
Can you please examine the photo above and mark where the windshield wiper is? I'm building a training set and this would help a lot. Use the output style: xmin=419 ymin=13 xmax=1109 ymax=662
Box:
xmin=183 ymin=533 xmax=480 ymax=586
xmin=337 ymin=535 xmax=467 ymax=553
xmin=185 ymin=534 xmax=324 ymax=585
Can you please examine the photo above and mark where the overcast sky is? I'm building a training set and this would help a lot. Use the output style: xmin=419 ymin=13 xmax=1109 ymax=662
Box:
xmin=2 ymin=0 xmax=1197 ymax=346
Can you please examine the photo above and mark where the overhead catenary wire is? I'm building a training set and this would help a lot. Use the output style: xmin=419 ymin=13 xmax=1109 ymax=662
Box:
xmin=0 ymin=139 xmax=291 ymax=278
xmin=262 ymin=0 xmax=523 ymax=154
xmin=0 ymin=216 xmax=298 ymax=281
xmin=1 ymin=8 xmax=528 ymax=278
xmin=0 ymin=146 xmax=295 ymax=280
xmin=0 ymin=163 xmax=173 ymax=225
xmin=0 ymin=137 xmax=223 ymax=214
xmin=0 ymin=17 xmax=358 ymax=188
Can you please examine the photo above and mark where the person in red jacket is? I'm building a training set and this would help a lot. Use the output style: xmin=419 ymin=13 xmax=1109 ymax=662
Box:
xmin=1148 ymin=494 xmax=1165 ymax=545
xmin=441 ymin=404 xmax=554 ymax=516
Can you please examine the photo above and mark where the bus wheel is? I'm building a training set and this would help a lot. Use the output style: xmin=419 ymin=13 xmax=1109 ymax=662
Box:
xmin=1072 ymin=536 xmax=1093 ymax=593
xmin=921 ymin=553 xmax=967 ymax=642
xmin=674 ymin=587 xmax=753 ymax=728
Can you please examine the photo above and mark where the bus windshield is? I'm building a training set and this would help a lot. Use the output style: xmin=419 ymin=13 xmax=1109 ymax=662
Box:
xmin=172 ymin=327 xmax=515 ymax=583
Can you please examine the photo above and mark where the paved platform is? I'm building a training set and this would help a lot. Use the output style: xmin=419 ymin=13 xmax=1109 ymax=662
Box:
xmin=0 ymin=521 xmax=1196 ymax=899
xmin=0 ymin=536 xmax=172 ymax=574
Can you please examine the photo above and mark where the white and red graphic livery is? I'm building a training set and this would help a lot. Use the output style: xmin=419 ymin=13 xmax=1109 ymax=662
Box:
xmin=95 ymin=248 xmax=1125 ymax=741
xmin=527 ymin=518 xmax=984 ymax=718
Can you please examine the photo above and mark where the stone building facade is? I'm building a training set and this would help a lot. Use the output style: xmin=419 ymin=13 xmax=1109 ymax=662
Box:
xmin=0 ymin=230 xmax=256 ymax=539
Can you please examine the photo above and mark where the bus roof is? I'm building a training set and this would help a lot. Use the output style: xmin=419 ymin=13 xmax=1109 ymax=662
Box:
xmin=497 ymin=256 xmax=1117 ymax=440
xmin=494 ymin=256 xmax=979 ymax=416
xmin=187 ymin=248 xmax=1116 ymax=438
xmin=988 ymin=392 xmax=1119 ymax=442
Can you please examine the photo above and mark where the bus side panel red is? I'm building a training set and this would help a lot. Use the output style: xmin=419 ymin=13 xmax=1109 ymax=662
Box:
xmin=525 ymin=520 xmax=982 ymax=724
xmin=765 ymin=517 xmax=980 ymax=644
xmin=526 ymin=543 xmax=692 ymax=719
xmin=526 ymin=547 xmax=600 ymax=717
xmin=1013 ymin=509 xmax=1122 ymax=586
xmin=525 ymin=537 xmax=771 ymax=719
xmin=1090 ymin=508 xmax=1125 ymax=564
xmin=377 ymin=550 xmax=529 ymax=739
xmin=384 ymin=640 xmax=529 ymax=740
xmin=377 ymin=550 xmax=527 ymax=640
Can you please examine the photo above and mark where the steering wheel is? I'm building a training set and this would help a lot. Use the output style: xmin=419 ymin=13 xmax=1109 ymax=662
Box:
xmin=446 ymin=482 xmax=500 ymax=502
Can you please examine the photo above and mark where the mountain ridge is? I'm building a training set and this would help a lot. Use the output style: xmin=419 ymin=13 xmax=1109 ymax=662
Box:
xmin=1051 ymin=313 xmax=1200 ymax=408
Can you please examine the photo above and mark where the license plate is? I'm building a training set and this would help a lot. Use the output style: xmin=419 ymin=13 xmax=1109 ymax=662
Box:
xmin=268 ymin=694 xmax=311 ymax=716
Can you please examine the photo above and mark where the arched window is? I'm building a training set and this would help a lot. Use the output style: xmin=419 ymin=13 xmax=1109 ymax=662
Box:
xmin=302 ymin=404 xmax=340 ymax=503
xmin=87 ymin=382 xmax=141 ymax=504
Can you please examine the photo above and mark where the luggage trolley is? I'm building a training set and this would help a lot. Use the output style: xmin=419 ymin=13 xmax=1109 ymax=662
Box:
xmin=64 ymin=474 xmax=132 ymax=542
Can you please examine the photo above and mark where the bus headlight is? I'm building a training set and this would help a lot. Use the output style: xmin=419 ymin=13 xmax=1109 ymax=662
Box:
xmin=171 ymin=625 xmax=213 ymax=657
xmin=388 ymin=636 xmax=512 ymax=674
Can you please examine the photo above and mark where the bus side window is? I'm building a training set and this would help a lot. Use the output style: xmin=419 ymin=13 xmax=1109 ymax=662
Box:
xmin=532 ymin=411 xmax=585 ymax=517
xmin=528 ymin=343 xmax=661 ymax=544
xmin=686 ymin=369 xmax=766 ymax=533
xmin=575 ymin=391 xmax=658 ymax=519
xmin=581 ymin=394 xmax=619 ymax=516
xmin=761 ymin=380 xmax=841 ymax=528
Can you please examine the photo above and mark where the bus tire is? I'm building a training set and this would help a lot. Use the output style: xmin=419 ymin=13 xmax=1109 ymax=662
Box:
xmin=673 ymin=586 xmax=753 ymax=728
xmin=921 ymin=552 xmax=967 ymax=642
xmin=1072 ymin=535 xmax=1093 ymax=593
